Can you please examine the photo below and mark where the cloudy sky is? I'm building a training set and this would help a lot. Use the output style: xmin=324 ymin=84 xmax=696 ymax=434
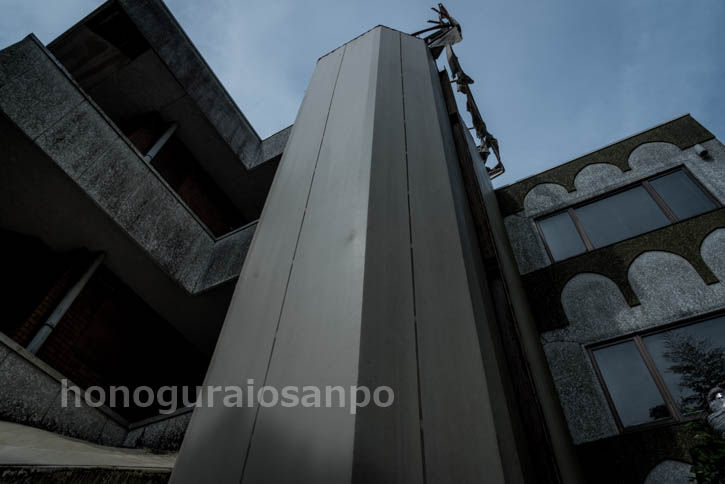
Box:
xmin=1 ymin=0 xmax=723 ymax=186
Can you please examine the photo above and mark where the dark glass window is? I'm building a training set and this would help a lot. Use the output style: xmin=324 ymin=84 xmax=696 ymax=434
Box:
xmin=538 ymin=212 xmax=587 ymax=261
xmin=648 ymin=170 xmax=717 ymax=221
xmin=574 ymin=186 xmax=670 ymax=248
xmin=591 ymin=314 xmax=725 ymax=430
xmin=643 ymin=315 xmax=725 ymax=415
xmin=593 ymin=341 xmax=670 ymax=427
xmin=537 ymin=168 xmax=719 ymax=262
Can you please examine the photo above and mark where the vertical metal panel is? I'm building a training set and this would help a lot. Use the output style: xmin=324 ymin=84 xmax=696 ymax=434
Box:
xmin=470 ymin=127 xmax=585 ymax=483
xmin=240 ymin=28 xmax=381 ymax=484
xmin=400 ymin=33 xmax=506 ymax=483
xmin=352 ymin=27 xmax=424 ymax=484
xmin=428 ymin=66 xmax=527 ymax=483
xmin=170 ymin=46 xmax=345 ymax=484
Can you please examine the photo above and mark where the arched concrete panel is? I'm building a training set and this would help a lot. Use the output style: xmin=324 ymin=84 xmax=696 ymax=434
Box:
xmin=628 ymin=251 xmax=709 ymax=321
xmin=643 ymin=460 xmax=693 ymax=484
xmin=560 ymin=273 xmax=631 ymax=341
xmin=628 ymin=142 xmax=680 ymax=172
xmin=523 ymin=183 xmax=569 ymax=214
xmin=574 ymin=163 xmax=624 ymax=192
xmin=702 ymin=228 xmax=725 ymax=282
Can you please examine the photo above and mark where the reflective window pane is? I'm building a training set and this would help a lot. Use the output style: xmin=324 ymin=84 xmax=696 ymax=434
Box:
xmin=574 ymin=186 xmax=670 ymax=248
xmin=649 ymin=170 xmax=717 ymax=221
xmin=593 ymin=341 xmax=670 ymax=427
xmin=643 ymin=316 xmax=725 ymax=414
xmin=538 ymin=212 xmax=587 ymax=261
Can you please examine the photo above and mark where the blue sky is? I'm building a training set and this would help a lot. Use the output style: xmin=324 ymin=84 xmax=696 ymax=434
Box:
xmin=1 ymin=0 xmax=723 ymax=186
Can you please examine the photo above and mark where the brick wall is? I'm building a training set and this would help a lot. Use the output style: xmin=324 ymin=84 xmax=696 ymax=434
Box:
xmin=2 ymin=229 xmax=208 ymax=422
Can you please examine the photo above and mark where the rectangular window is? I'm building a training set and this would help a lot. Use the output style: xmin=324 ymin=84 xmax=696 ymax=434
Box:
xmin=537 ymin=211 xmax=588 ymax=261
xmin=537 ymin=167 xmax=719 ymax=262
xmin=574 ymin=186 xmax=670 ymax=248
xmin=590 ymin=313 xmax=725 ymax=431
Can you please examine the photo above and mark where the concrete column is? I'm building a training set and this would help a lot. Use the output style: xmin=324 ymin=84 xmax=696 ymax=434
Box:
xmin=172 ymin=27 xmax=510 ymax=483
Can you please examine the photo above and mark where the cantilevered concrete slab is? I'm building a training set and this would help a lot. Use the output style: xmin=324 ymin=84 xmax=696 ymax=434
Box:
xmin=172 ymin=26 xmax=511 ymax=483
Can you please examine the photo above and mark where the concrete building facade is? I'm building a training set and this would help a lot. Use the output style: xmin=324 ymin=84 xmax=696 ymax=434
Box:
xmin=0 ymin=1 xmax=723 ymax=483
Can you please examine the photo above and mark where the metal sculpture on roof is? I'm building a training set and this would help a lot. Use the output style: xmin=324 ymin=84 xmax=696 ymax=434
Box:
xmin=413 ymin=4 xmax=505 ymax=179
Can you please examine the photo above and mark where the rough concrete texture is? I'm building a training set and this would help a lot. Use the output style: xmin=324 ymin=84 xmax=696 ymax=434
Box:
xmin=97 ymin=419 xmax=128 ymax=448
xmin=628 ymin=251 xmax=720 ymax=322
xmin=522 ymin=208 xmax=723 ymax=332
xmin=129 ymin=411 xmax=191 ymax=452
xmin=522 ymin=183 xmax=570 ymax=214
xmin=685 ymin=138 xmax=725 ymax=204
xmin=504 ymin=214 xmax=550 ymax=275
xmin=643 ymin=460 xmax=694 ymax=484
xmin=506 ymin=138 xmax=725 ymax=275
xmin=543 ymin=341 xmax=618 ymax=443
xmin=0 ymin=335 xmax=193 ymax=451
xmin=122 ymin=428 xmax=144 ymax=449
xmin=35 ymin=101 xmax=122 ymax=179
xmin=702 ymin=228 xmax=725 ymax=280
xmin=0 ymin=37 xmax=251 ymax=297
xmin=196 ymin=222 xmax=256 ymax=290
xmin=542 ymin=249 xmax=725 ymax=444
xmin=40 ymin=393 xmax=108 ymax=444
xmin=114 ymin=172 xmax=210 ymax=290
xmin=522 ymin=141 xmax=682 ymax=217
xmin=0 ymin=467 xmax=170 ymax=484
xmin=259 ymin=125 xmax=292 ymax=166
xmin=115 ymin=0 xmax=291 ymax=170
xmin=0 ymin=335 xmax=129 ymax=447
xmin=0 ymin=352 xmax=60 ymax=427
xmin=496 ymin=114 xmax=714 ymax=216
xmin=573 ymin=162 xmax=625 ymax=192
xmin=0 ymin=35 xmax=46 ymax=88
xmin=0 ymin=39 xmax=83 ymax=140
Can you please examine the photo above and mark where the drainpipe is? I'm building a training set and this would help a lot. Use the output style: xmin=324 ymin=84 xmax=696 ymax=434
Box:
xmin=144 ymin=123 xmax=178 ymax=162
xmin=27 ymin=252 xmax=105 ymax=354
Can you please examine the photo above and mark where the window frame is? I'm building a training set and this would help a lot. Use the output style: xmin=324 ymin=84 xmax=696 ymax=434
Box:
xmin=588 ymin=310 xmax=725 ymax=433
xmin=535 ymin=166 xmax=720 ymax=263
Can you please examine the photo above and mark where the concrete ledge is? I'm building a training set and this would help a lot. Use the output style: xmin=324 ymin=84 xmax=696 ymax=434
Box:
xmin=123 ymin=411 xmax=192 ymax=452
xmin=0 ymin=332 xmax=193 ymax=452
xmin=0 ymin=332 xmax=129 ymax=447
xmin=0 ymin=35 xmax=252 ymax=297
xmin=0 ymin=420 xmax=174 ymax=482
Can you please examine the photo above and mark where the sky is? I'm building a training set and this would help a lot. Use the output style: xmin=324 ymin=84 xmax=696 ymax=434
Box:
xmin=1 ymin=0 xmax=723 ymax=187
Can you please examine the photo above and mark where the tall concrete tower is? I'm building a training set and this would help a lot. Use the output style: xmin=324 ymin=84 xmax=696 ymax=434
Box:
xmin=171 ymin=26 xmax=580 ymax=483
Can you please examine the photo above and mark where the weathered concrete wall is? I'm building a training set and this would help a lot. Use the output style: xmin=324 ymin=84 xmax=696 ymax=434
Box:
xmin=0 ymin=36 xmax=256 ymax=352
xmin=496 ymin=114 xmax=714 ymax=216
xmin=124 ymin=410 xmax=192 ymax=452
xmin=0 ymin=330 xmax=193 ymax=452
xmin=497 ymin=126 xmax=725 ymax=445
xmin=116 ymin=0 xmax=289 ymax=170
xmin=544 ymin=245 xmax=725 ymax=444
xmin=0 ymin=332 xmax=128 ymax=447
xmin=505 ymin=137 xmax=725 ymax=275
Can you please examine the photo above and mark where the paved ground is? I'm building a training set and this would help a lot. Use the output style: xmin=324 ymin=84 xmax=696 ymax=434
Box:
xmin=0 ymin=421 xmax=175 ymax=470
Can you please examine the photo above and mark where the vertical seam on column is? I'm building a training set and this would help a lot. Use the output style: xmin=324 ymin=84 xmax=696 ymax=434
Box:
xmin=400 ymin=33 xmax=428 ymax=484
xmin=238 ymin=45 xmax=348 ymax=484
